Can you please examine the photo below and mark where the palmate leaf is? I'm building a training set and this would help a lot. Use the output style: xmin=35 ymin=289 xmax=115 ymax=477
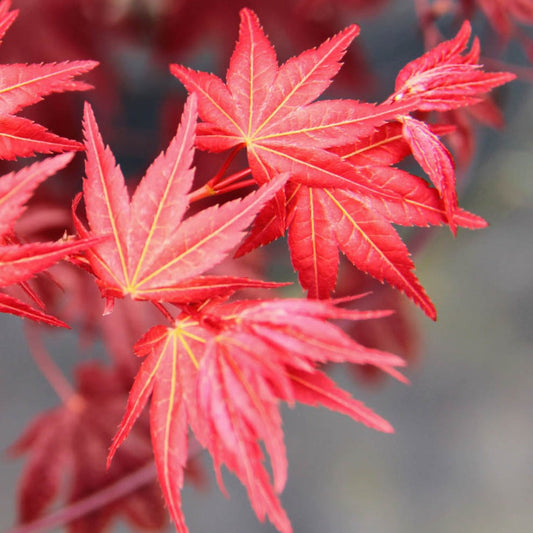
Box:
xmin=388 ymin=21 xmax=515 ymax=230
xmin=171 ymin=8 xmax=512 ymax=319
xmin=171 ymin=8 xmax=415 ymax=194
xmin=0 ymin=153 xmax=101 ymax=326
xmin=108 ymin=298 xmax=404 ymax=533
xmin=11 ymin=362 xmax=167 ymax=531
xmin=76 ymin=95 xmax=288 ymax=307
xmin=0 ymin=0 xmax=98 ymax=160
xmin=240 ymin=123 xmax=485 ymax=318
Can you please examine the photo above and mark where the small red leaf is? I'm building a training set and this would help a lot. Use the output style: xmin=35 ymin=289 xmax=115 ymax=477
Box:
xmin=0 ymin=115 xmax=83 ymax=160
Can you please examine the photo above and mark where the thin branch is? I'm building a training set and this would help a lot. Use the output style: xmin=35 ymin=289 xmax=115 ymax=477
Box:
xmin=3 ymin=462 xmax=157 ymax=533
xmin=152 ymin=300 xmax=175 ymax=324
xmin=24 ymin=325 xmax=77 ymax=406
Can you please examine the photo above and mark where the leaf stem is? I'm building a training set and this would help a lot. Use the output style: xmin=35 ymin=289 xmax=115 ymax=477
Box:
xmin=24 ymin=325 xmax=77 ymax=407
xmin=151 ymin=301 xmax=175 ymax=324
xmin=213 ymin=178 xmax=257 ymax=196
xmin=208 ymin=145 xmax=242 ymax=188
xmin=212 ymin=167 xmax=252 ymax=192
xmin=188 ymin=167 xmax=253 ymax=203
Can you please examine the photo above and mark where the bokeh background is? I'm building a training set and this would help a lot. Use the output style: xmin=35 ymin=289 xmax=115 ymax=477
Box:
xmin=1 ymin=1 xmax=533 ymax=532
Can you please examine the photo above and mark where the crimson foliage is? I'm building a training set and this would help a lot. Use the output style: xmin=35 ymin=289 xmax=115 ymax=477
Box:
xmin=0 ymin=1 xmax=518 ymax=532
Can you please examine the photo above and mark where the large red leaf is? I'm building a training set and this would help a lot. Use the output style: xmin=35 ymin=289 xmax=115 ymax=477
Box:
xmin=76 ymin=95 xmax=288 ymax=305
xmin=109 ymin=298 xmax=404 ymax=533
xmin=171 ymin=8 xmax=415 ymax=191
xmin=173 ymin=8 xmax=511 ymax=319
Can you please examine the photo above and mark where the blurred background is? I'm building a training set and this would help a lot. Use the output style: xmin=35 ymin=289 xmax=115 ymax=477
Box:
xmin=1 ymin=0 xmax=533 ymax=532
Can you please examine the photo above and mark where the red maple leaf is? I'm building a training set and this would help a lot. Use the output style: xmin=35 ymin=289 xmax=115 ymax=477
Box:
xmin=74 ymin=94 xmax=288 ymax=310
xmin=388 ymin=21 xmax=515 ymax=231
xmin=11 ymin=362 xmax=167 ymax=532
xmin=170 ymin=9 xmax=512 ymax=319
xmin=240 ymin=120 xmax=485 ymax=318
xmin=0 ymin=154 xmax=101 ymax=326
xmin=108 ymin=297 xmax=404 ymax=533
xmin=171 ymin=8 xmax=413 ymax=230
xmin=0 ymin=0 xmax=97 ymax=160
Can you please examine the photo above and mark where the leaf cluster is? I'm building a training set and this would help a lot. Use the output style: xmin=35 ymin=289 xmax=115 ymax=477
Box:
xmin=0 ymin=2 xmax=517 ymax=532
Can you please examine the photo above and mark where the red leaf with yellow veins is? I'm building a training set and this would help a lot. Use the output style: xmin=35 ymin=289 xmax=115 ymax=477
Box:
xmin=0 ymin=291 xmax=68 ymax=327
xmin=77 ymin=95 xmax=287 ymax=306
xmin=173 ymin=8 xmax=507 ymax=318
xmin=0 ymin=152 xmax=74 ymax=238
xmin=287 ymin=185 xmax=437 ymax=319
xmin=109 ymin=298 xmax=403 ymax=533
xmin=0 ymin=152 xmax=100 ymax=325
xmin=171 ymin=8 xmax=413 ymax=191
xmin=0 ymin=0 xmax=97 ymax=159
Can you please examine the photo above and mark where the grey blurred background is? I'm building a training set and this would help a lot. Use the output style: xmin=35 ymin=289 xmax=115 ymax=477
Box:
xmin=1 ymin=1 xmax=533 ymax=532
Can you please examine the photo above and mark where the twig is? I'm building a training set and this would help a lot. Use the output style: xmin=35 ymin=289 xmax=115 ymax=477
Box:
xmin=3 ymin=462 xmax=157 ymax=533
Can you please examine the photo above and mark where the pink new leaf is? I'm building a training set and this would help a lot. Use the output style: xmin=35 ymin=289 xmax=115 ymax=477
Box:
xmin=110 ymin=298 xmax=404 ymax=533
xmin=392 ymin=20 xmax=515 ymax=112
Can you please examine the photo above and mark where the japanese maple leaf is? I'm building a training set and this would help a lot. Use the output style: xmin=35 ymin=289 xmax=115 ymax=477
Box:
xmin=108 ymin=297 xmax=404 ymax=533
xmin=171 ymin=8 xmax=415 ymax=234
xmin=387 ymin=21 xmax=515 ymax=231
xmin=74 ymin=95 xmax=288 ymax=309
xmin=0 ymin=0 xmax=98 ymax=160
xmin=0 ymin=153 xmax=101 ymax=327
xmin=238 ymin=120 xmax=485 ymax=318
xmin=171 ymin=9 xmax=510 ymax=319
xmin=11 ymin=362 xmax=167 ymax=532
